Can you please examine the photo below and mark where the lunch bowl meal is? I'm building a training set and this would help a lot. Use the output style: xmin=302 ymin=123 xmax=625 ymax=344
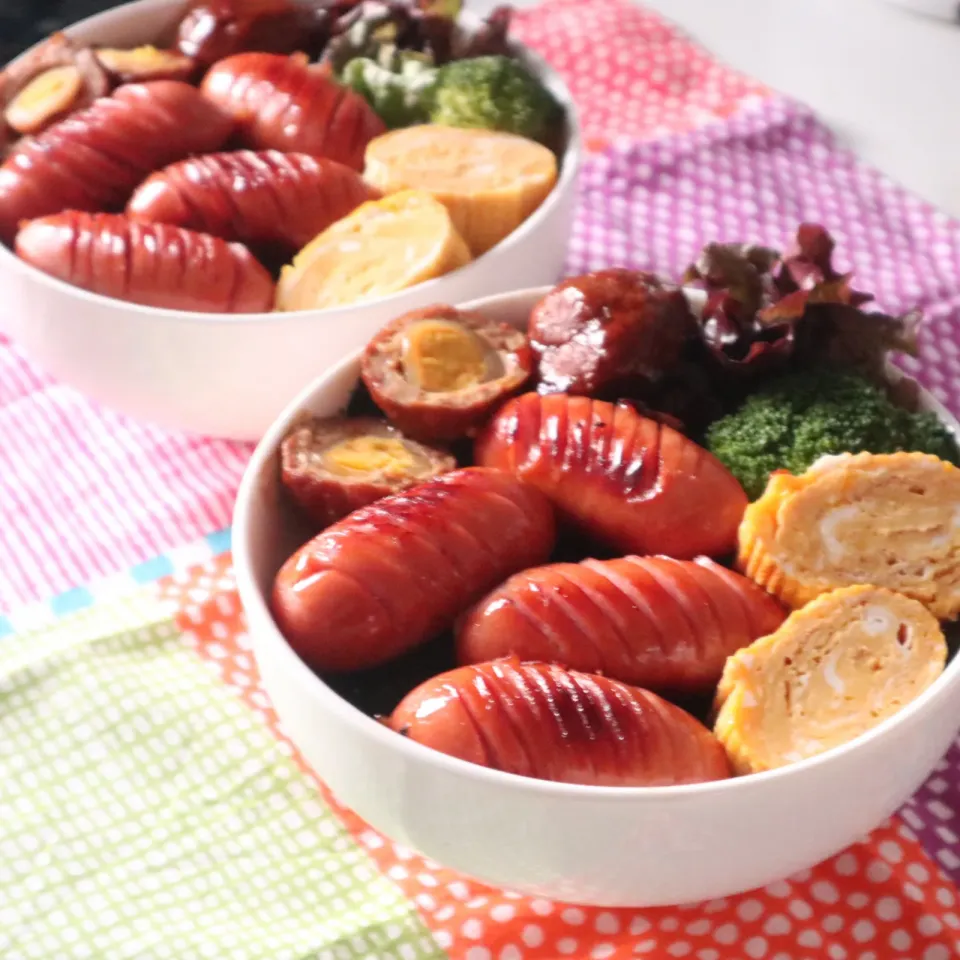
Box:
xmin=0 ymin=0 xmax=580 ymax=440
xmin=234 ymin=223 xmax=960 ymax=907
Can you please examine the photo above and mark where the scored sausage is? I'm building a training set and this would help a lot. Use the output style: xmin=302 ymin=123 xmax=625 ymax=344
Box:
xmin=128 ymin=151 xmax=377 ymax=251
xmin=457 ymin=556 xmax=786 ymax=691
xmin=0 ymin=81 xmax=233 ymax=243
xmin=272 ymin=467 xmax=556 ymax=672
xmin=389 ymin=657 xmax=731 ymax=786
xmin=474 ymin=393 xmax=748 ymax=559
xmin=361 ymin=305 xmax=535 ymax=442
xmin=201 ymin=52 xmax=385 ymax=171
xmin=15 ymin=211 xmax=274 ymax=313
xmin=280 ymin=415 xmax=457 ymax=528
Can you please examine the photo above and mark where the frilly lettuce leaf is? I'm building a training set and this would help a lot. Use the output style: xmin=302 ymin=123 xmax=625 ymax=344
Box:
xmin=682 ymin=222 xmax=920 ymax=385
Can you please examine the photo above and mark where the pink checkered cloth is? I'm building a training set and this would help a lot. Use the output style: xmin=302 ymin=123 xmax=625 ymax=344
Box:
xmin=3 ymin=0 xmax=960 ymax=614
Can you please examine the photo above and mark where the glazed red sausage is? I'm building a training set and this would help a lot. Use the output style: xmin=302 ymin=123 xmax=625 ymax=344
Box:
xmin=529 ymin=268 xmax=696 ymax=397
xmin=176 ymin=0 xmax=325 ymax=66
xmin=127 ymin=151 xmax=378 ymax=251
xmin=15 ymin=211 xmax=274 ymax=313
xmin=200 ymin=52 xmax=385 ymax=171
xmin=0 ymin=81 xmax=233 ymax=243
xmin=389 ymin=658 xmax=731 ymax=786
xmin=272 ymin=467 xmax=556 ymax=672
xmin=474 ymin=393 xmax=748 ymax=559
xmin=457 ymin=556 xmax=786 ymax=691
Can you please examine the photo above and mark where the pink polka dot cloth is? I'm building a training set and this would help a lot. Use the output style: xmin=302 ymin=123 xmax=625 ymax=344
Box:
xmin=2 ymin=0 xmax=960 ymax=947
xmin=512 ymin=0 xmax=771 ymax=149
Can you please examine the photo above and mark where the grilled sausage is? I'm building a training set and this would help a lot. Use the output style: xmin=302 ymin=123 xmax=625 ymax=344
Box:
xmin=529 ymin=268 xmax=696 ymax=397
xmin=127 ymin=150 xmax=377 ymax=251
xmin=389 ymin=657 xmax=731 ymax=786
xmin=0 ymin=81 xmax=233 ymax=243
xmin=474 ymin=393 xmax=748 ymax=559
xmin=361 ymin=305 xmax=535 ymax=442
xmin=176 ymin=0 xmax=325 ymax=67
xmin=272 ymin=467 xmax=556 ymax=672
xmin=201 ymin=52 xmax=385 ymax=171
xmin=280 ymin=415 xmax=457 ymax=528
xmin=15 ymin=211 xmax=274 ymax=313
xmin=457 ymin=556 xmax=786 ymax=691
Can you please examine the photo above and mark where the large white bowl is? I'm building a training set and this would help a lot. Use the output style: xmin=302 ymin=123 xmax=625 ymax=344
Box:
xmin=234 ymin=286 xmax=960 ymax=907
xmin=0 ymin=0 xmax=581 ymax=442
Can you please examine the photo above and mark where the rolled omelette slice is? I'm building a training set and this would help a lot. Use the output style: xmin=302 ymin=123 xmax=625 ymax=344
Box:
xmin=738 ymin=451 xmax=960 ymax=619
xmin=363 ymin=125 xmax=558 ymax=255
xmin=714 ymin=584 xmax=946 ymax=774
xmin=274 ymin=190 xmax=471 ymax=311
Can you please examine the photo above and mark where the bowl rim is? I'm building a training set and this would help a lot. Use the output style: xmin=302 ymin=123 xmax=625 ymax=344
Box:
xmin=233 ymin=283 xmax=960 ymax=802
xmin=0 ymin=0 xmax=583 ymax=325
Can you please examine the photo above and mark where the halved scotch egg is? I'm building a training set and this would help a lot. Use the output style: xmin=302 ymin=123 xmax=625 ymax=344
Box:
xmin=738 ymin=451 xmax=960 ymax=619
xmin=360 ymin=304 xmax=534 ymax=442
xmin=2 ymin=33 xmax=109 ymax=136
xmin=94 ymin=46 xmax=194 ymax=83
xmin=5 ymin=65 xmax=84 ymax=134
xmin=714 ymin=585 xmax=946 ymax=774
xmin=280 ymin=416 xmax=457 ymax=527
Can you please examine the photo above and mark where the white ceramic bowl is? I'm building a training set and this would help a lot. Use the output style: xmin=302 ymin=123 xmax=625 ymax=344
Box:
xmin=234 ymin=286 xmax=960 ymax=907
xmin=0 ymin=0 xmax=581 ymax=442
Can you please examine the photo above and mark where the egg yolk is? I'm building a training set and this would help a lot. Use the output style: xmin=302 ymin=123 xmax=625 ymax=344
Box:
xmin=321 ymin=436 xmax=417 ymax=476
xmin=401 ymin=319 xmax=499 ymax=392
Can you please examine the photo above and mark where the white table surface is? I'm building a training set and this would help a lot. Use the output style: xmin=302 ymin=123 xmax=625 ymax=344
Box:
xmin=475 ymin=0 xmax=960 ymax=218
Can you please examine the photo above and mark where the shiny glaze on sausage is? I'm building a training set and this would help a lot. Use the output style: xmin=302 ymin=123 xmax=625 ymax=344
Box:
xmin=272 ymin=467 xmax=556 ymax=672
xmin=200 ymin=52 xmax=385 ymax=171
xmin=529 ymin=268 xmax=696 ymax=397
xmin=15 ymin=211 xmax=274 ymax=313
xmin=474 ymin=393 xmax=748 ymax=559
xmin=176 ymin=0 xmax=325 ymax=67
xmin=389 ymin=657 xmax=731 ymax=786
xmin=457 ymin=556 xmax=786 ymax=691
xmin=0 ymin=81 xmax=233 ymax=243
xmin=127 ymin=150 xmax=377 ymax=251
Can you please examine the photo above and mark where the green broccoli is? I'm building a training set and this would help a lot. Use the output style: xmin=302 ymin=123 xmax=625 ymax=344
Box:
xmin=428 ymin=55 xmax=561 ymax=141
xmin=340 ymin=50 xmax=439 ymax=129
xmin=705 ymin=369 xmax=959 ymax=499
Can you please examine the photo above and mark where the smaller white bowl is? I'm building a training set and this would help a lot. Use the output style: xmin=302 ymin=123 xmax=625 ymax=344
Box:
xmin=0 ymin=0 xmax=581 ymax=441
xmin=234 ymin=285 xmax=960 ymax=907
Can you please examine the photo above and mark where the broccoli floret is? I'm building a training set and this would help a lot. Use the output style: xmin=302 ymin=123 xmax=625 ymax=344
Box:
xmin=429 ymin=55 xmax=560 ymax=141
xmin=340 ymin=51 xmax=438 ymax=128
xmin=705 ymin=369 xmax=959 ymax=499
xmin=903 ymin=406 xmax=960 ymax=465
xmin=703 ymin=395 xmax=796 ymax=504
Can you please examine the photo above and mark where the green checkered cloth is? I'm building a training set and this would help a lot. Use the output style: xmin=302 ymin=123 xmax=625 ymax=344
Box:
xmin=0 ymin=592 xmax=444 ymax=960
